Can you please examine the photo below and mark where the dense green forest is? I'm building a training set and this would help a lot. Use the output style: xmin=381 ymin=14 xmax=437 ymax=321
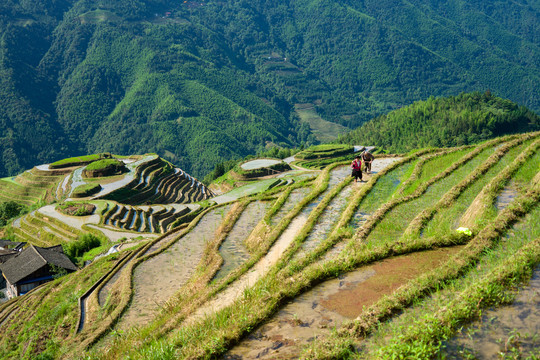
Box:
xmin=1 ymin=0 xmax=539 ymax=177
xmin=339 ymin=92 xmax=539 ymax=152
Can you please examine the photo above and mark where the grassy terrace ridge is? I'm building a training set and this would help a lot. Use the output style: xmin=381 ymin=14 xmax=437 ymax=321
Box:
xmin=72 ymin=183 xmax=102 ymax=198
xmin=295 ymin=144 xmax=355 ymax=160
xmin=49 ymin=154 xmax=120 ymax=169
xmin=84 ymin=159 xmax=125 ymax=172
xmin=0 ymin=133 xmax=538 ymax=359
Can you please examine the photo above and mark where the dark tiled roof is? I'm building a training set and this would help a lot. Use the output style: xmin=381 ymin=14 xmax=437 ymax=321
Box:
xmin=0 ymin=245 xmax=77 ymax=284
xmin=0 ymin=250 xmax=18 ymax=263
xmin=0 ymin=240 xmax=26 ymax=250
xmin=35 ymin=246 xmax=77 ymax=272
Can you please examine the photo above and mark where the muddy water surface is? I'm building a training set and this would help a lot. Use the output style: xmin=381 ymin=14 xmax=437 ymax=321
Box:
xmin=116 ymin=205 xmax=231 ymax=330
xmin=442 ymin=266 xmax=540 ymax=359
xmin=225 ymin=246 xmax=461 ymax=359
xmin=496 ymin=184 xmax=519 ymax=212
xmin=293 ymin=185 xmax=353 ymax=260
xmin=214 ymin=201 xmax=271 ymax=281
xmin=271 ymin=187 xmax=312 ymax=226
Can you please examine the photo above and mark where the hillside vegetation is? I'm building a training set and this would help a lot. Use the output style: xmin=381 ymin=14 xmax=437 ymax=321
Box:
xmin=1 ymin=0 xmax=539 ymax=177
xmin=339 ymin=92 xmax=539 ymax=152
xmin=0 ymin=132 xmax=538 ymax=359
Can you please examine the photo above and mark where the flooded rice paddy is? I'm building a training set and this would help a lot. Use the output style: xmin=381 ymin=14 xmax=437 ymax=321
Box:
xmin=270 ymin=187 xmax=312 ymax=226
xmin=496 ymin=184 xmax=519 ymax=212
xmin=293 ymin=185 xmax=353 ymax=261
xmin=225 ymin=246 xmax=461 ymax=359
xmin=115 ymin=205 xmax=231 ymax=330
xmin=349 ymin=162 xmax=412 ymax=228
xmin=241 ymin=159 xmax=282 ymax=170
xmin=188 ymin=213 xmax=310 ymax=324
xmin=442 ymin=266 xmax=540 ymax=359
xmin=213 ymin=201 xmax=271 ymax=281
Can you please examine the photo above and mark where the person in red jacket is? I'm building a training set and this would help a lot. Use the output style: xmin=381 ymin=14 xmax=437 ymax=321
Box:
xmin=351 ymin=155 xmax=363 ymax=182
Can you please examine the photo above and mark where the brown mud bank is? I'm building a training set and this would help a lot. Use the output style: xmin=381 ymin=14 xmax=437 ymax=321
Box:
xmin=225 ymin=246 xmax=462 ymax=359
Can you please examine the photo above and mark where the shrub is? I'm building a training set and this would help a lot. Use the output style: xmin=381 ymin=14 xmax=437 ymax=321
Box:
xmin=64 ymin=233 xmax=102 ymax=259
xmin=0 ymin=201 xmax=26 ymax=226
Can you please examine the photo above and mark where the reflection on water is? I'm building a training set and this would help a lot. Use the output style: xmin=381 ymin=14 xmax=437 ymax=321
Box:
xmin=294 ymin=185 xmax=353 ymax=260
xmin=214 ymin=202 xmax=270 ymax=281
xmin=117 ymin=205 xmax=231 ymax=330
xmin=496 ymin=185 xmax=518 ymax=212
xmin=271 ymin=188 xmax=311 ymax=226
xmin=441 ymin=266 xmax=540 ymax=359
xmin=225 ymin=247 xmax=459 ymax=360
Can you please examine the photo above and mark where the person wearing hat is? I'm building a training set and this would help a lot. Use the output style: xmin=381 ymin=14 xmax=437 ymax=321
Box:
xmin=362 ymin=151 xmax=374 ymax=174
xmin=351 ymin=155 xmax=363 ymax=182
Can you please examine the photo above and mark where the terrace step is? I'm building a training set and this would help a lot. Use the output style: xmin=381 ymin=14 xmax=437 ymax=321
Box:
xmin=33 ymin=211 xmax=80 ymax=238
xmin=27 ymin=215 xmax=76 ymax=243
xmin=99 ymin=203 xmax=192 ymax=234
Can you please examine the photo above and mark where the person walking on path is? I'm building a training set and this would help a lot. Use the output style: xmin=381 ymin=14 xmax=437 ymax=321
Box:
xmin=351 ymin=155 xmax=363 ymax=182
xmin=362 ymin=151 xmax=374 ymax=174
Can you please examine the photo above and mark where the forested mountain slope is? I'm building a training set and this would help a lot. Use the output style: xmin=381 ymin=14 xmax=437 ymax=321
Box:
xmin=1 ymin=0 xmax=539 ymax=178
xmin=339 ymin=92 xmax=540 ymax=152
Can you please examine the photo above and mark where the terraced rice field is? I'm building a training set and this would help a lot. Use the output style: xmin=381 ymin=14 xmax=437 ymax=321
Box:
xmin=0 ymin=134 xmax=538 ymax=360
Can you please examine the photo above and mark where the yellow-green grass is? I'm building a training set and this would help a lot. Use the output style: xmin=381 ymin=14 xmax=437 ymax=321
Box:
xmin=508 ymin=148 xmax=540 ymax=193
xmin=72 ymin=183 xmax=102 ymax=198
xmin=33 ymin=211 xmax=81 ymax=237
xmin=399 ymin=147 xmax=477 ymax=196
xmin=404 ymin=136 xmax=539 ymax=238
xmin=49 ymin=154 xmax=104 ymax=169
xmin=26 ymin=215 xmax=77 ymax=243
xmin=356 ymin=206 xmax=540 ymax=359
xmin=365 ymin=146 xmax=494 ymax=244
xmin=0 ymin=177 xmax=53 ymax=206
xmin=419 ymin=138 xmax=539 ymax=240
xmin=83 ymin=175 xmax=126 ymax=185
xmin=0 ymin=180 xmax=44 ymax=197
xmin=19 ymin=215 xmax=68 ymax=246
xmin=12 ymin=223 xmax=49 ymax=247
xmin=352 ymin=162 xmax=415 ymax=222
xmin=0 ymin=255 xmax=119 ymax=359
